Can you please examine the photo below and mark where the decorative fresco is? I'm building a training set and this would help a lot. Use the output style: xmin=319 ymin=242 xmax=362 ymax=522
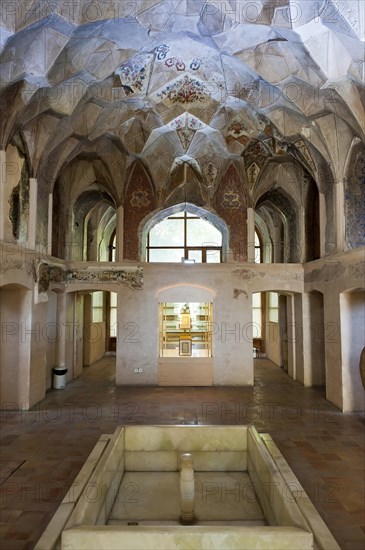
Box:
xmin=246 ymin=162 xmax=260 ymax=189
xmin=214 ymin=165 xmax=247 ymax=262
xmin=115 ymin=53 xmax=153 ymax=95
xmin=156 ymin=75 xmax=210 ymax=105
xmin=203 ymin=162 xmax=218 ymax=188
xmin=124 ymin=163 xmax=156 ymax=260
xmin=294 ymin=139 xmax=317 ymax=174
xmin=244 ymin=140 xmax=271 ymax=168
xmin=168 ymin=113 xmax=205 ymax=130
xmin=345 ymin=141 xmax=365 ymax=249
xmin=225 ymin=120 xmax=251 ymax=148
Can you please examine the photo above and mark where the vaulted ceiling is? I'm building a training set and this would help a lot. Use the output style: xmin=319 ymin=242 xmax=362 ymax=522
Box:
xmin=1 ymin=0 xmax=364 ymax=205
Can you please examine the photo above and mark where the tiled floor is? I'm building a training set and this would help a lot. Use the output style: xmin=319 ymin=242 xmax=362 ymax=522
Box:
xmin=0 ymin=357 xmax=364 ymax=550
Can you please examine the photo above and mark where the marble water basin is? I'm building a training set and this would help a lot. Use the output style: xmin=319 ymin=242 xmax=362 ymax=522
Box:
xmin=35 ymin=425 xmax=340 ymax=550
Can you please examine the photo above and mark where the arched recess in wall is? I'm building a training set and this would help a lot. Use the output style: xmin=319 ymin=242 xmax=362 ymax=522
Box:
xmin=6 ymin=143 xmax=31 ymax=244
xmin=304 ymin=173 xmax=320 ymax=262
xmin=254 ymin=213 xmax=272 ymax=263
xmin=52 ymin=187 xmax=116 ymax=261
xmin=344 ymin=139 xmax=365 ymax=250
xmin=256 ymin=188 xmax=300 ymax=263
xmin=140 ymin=203 xmax=229 ymax=262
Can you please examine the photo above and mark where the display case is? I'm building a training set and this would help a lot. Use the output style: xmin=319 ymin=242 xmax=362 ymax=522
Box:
xmin=159 ymin=302 xmax=213 ymax=358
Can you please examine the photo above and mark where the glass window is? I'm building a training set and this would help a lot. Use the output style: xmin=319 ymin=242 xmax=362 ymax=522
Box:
xmin=252 ymin=292 xmax=262 ymax=338
xmin=187 ymin=218 xmax=222 ymax=247
xmin=149 ymin=249 xmax=185 ymax=262
xmin=206 ymin=249 xmax=221 ymax=263
xmin=110 ymin=292 xmax=117 ymax=337
xmin=147 ymin=210 xmax=222 ymax=263
xmin=255 ymin=230 xmax=262 ymax=263
xmin=268 ymin=292 xmax=279 ymax=323
xmin=149 ymin=218 xmax=184 ymax=246
xmin=92 ymin=291 xmax=104 ymax=323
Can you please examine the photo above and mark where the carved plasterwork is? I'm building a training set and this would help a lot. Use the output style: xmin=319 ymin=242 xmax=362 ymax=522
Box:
xmin=36 ymin=262 xmax=144 ymax=292
xmin=67 ymin=267 xmax=143 ymax=289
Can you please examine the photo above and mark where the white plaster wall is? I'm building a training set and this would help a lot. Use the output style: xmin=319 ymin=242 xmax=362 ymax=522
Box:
xmin=83 ymin=292 xmax=106 ymax=367
xmin=294 ymin=294 xmax=304 ymax=385
xmin=73 ymin=293 xmax=84 ymax=377
xmin=46 ymin=291 xmax=57 ymax=390
xmin=340 ymin=291 xmax=365 ymax=412
xmin=84 ymin=322 xmax=106 ymax=366
xmin=0 ymin=285 xmax=32 ymax=409
xmin=302 ymin=292 xmax=325 ymax=386
xmin=265 ymin=322 xmax=281 ymax=367
xmin=65 ymin=293 xmax=76 ymax=381
xmin=304 ymin=248 xmax=365 ymax=410
xmin=29 ymin=301 xmax=47 ymax=407
xmin=115 ymin=263 xmax=304 ymax=386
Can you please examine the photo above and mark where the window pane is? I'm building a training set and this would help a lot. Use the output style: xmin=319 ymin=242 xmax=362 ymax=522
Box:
xmin=252 ymin=310 xmax=262 ymax=338
xmin=93 ymin=308 xmax=103 ymax=323
xmin=149 ymin=218 xmax=184 ymax=246
xmin=188 ymin=250 xmax=202 ymax=262
xmin=252 ymin=293 xmax=261 ymax=307
xmin=255 ymin=231 xmax=260 ymax=246
xmin=187 ymin=218 xmax=222 ymax=246
xmin=149 ymin=249 xmax=184 ymax=262
xmin=110 ymin=308 xmax=117 ymax=337
xmin=92 ymin=291 xmax=103 ymax=307
xmin=110 ymin=292 xmax=117 ymax=307
xmin=206 ymin=249 xmax=221 ymax=263
xmin=269 ymin=292 xmax=278 ymax=307
xmin=269 ymin=309 xmax=278 ymax=323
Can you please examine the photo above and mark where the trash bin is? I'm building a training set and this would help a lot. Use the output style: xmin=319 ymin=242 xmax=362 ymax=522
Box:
xmin=53 ymin=367 xmax=67 ymax=389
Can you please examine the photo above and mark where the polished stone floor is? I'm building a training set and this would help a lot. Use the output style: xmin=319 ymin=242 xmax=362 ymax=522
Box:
xmin=0 ymin=357 xmax=364 ymax=550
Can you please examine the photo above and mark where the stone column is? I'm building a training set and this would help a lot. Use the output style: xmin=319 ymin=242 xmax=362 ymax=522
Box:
xmin=246 ymin=207 xmax=255 ymax=262
xmin=319 ymin=192 xmax=326 ymax=257
xmin=323 ymin=291 xmax=343 ymax=410
xmin=116 ymin=205 xmax=124 ymax=261
xmin=335 ymin=181 xmax=344 ymax=253
xmin=0 ymin=150 xmax=6 ymax=241
xmin=55 ymin=292 xmax=67 ymax=369
xmin=299 ymin=206 xmax=305 ymax=262
xmin=27 ymin=177 xmax=38 ymax=250
xmin=47 ymin=193 xmax=53 ymax=255
xmin=286 ymin=294 xmax=296 ymax=381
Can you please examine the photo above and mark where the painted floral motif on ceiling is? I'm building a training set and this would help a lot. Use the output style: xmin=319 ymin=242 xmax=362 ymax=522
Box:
xmin=115 ymin=53 xmax=153 ymax=94
xmin=156 ymin=75 xmax=210 ymax=105
xmin=177 ymin=128 xmax=195 ymax=151
xmin=168 ymin=112 xmax=205 ymax=130
xmin=124 ymin=164 xmax=156 ymax=260
xmin=130 ymin=187 xmax=151 ymax=208
xmin=226 ymin=120 xmax=251 ymax=148
xmin=244 ymin=141 xmax=271 ymax=168
xmin=246 ymin=162 xmax=261 ymax=188
xmin=294 ymin=140 xmax=316 ymax=174
xmin=214 ymin=165 xmax=247 ymax=261
xmin=222 ymin=190 xmax=242 ymax=209
xmin=203 ymin=162 xmax=218 ymax=188
xmin=164 ymin=56 xmax=203 ymax=72
xmin=154 ymin=44 xmax=170 ymax=60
